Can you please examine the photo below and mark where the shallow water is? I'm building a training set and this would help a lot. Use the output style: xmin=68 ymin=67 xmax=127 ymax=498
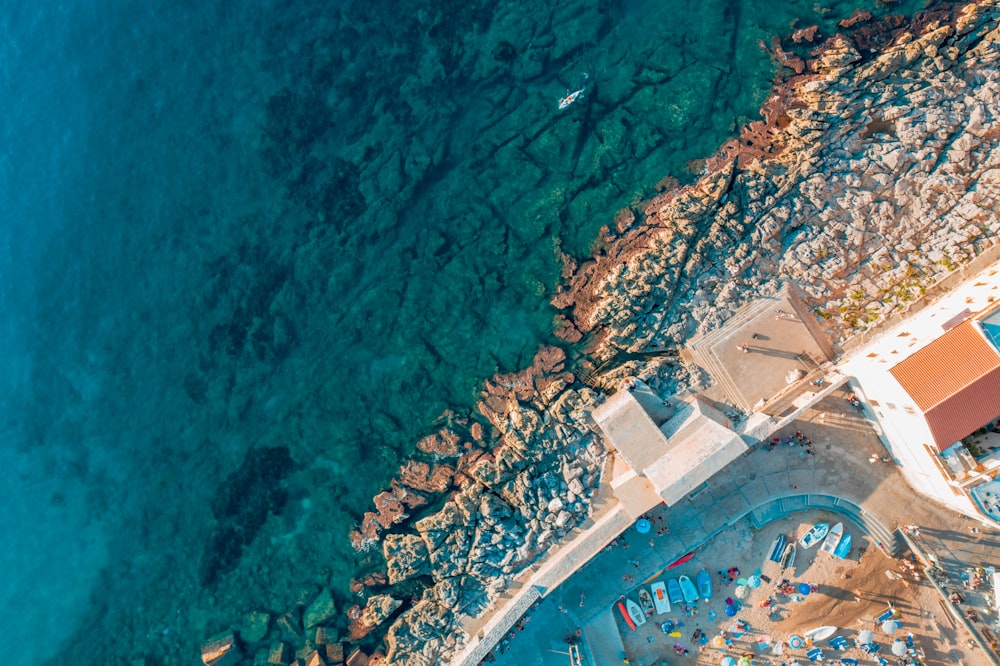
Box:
xmin=0 ymin=0 xmax=929 ymax=662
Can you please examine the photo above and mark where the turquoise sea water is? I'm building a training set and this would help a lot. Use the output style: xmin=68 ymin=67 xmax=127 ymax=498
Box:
xmin=0 ymin=0 xmax=928 ymax=662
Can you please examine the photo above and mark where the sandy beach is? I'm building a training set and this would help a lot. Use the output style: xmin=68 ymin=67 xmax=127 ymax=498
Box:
xmin=615 ymin=515 xmax=949 ymax=665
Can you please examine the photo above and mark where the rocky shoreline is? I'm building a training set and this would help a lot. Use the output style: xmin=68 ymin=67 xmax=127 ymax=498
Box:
xmin=200 ymin=2 xmax=1000 ymax=664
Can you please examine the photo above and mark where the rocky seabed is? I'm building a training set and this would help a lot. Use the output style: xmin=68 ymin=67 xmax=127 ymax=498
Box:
xmin=200 ymin=3 xmax=1000 ymax=665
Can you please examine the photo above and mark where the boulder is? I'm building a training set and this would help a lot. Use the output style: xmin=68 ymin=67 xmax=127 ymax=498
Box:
xmin=267 ymin=642 xmax=293 ymax=665
xmin=361 ymin=594 xmax=402 ymax=627
xmin=384 ymin=534 xmax=431 ymax=584
xmin=398 ymin=461 xmax=454 ymax=493
xmin=239 ymin=610 xmax=271 ymax=644
xmin=201 ymin=630 xmax=242 ymax=666
xmin=304 ymin=588 xmax=338 ymax=629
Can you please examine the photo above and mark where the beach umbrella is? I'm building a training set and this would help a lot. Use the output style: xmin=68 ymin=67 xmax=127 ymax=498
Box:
xmin=636 ymin=518 xmax=652 ymax=534
xmin=798 ymin=583 xmax=811 ymax=595
xmin=735 ymin=584 xmax=749 ymax=599
xmin=789 ymin=635 xmax=804 ymax=649
xmin=721 ymin=657 xmax=736 ymax=666
xmin=881 ymin=619 xmax=900 ymax=634
xmin=736 ymin=577 xmax=748 ymax=586
xmin=857 ymin=629 xmax=873 ymax=645
xmin=748 ymin=574 xmax=761 ymax=588
xmin=891 ymin=640 xmax=907 ymax=657
xmin=737 ymin=657 xmax=753 ymax=666
xmin=725 ymin=603 xmax=738 ymax=617
xmin=713 ymin=636 xmax=726 ymax=648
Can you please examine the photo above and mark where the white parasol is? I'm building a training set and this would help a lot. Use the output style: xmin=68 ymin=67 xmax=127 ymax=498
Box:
xmin=891 ymin=639 xmax=907 ymax=657
xmin=857 ymin=629 xmax=874 ymax=645
xmin=881 ymin=619 xmax=900 ymax=634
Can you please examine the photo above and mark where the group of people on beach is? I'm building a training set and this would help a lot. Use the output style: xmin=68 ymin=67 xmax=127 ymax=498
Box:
xmin=766 ymin=430 xmax=814 ymax=455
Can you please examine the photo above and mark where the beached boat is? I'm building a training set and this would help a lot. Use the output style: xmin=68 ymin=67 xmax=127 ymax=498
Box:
xmin=617 ymin=601 xmax=637 ymax=631
xmin=667 ymin=551 xmax=696 ymax=569
xmin=781 ymin=543 xmax=796 ymax=571
xmin=820 ymin=522 xmax=844 ymax=556
xmin=697 ymin=568 xmax=713 ymax=601
xmin=833 ymin=532 xmax=852 ymax=559
xmin=798 ymin=522 xmax=830 ymax=549
xmin=768 ymin=534 xmax=787 ymax=563
xmin=650 ymin=581 xmax=671 ymax=614
xmin=804 ymin=625 xmax=838 ymax=641
xmin=638 ymin=588 xmax=655 ymax=616
xmin=626 ymin=598 xmax=646 ymax=627
xmin=667 ymin=578 xmax=683 ymax=604
xmin=679 ymin=575 xmax=698 ymax=604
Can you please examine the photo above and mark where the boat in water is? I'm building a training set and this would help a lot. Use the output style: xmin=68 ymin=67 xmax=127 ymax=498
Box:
xmin=638 ymin=588 xmax=655 ymax=616
xmin=679 ymin=575 xmax=698 ymax=604
xmin=667 ymin=578 xmax=683 ymax=604
xmin=833 ymin=532 xmax=852 ymax=559
xmin=650 ymin=581 xmax=671 ymax=614
xmin=557 ymin=87 xmax=585 ymax=110
xmin=798 ymin=522 xmax=830 ymax=549
xmin=697 ymin=568 xmax=713 ymax=601
xmin=820 ymin=522 xmax=844 ymax=556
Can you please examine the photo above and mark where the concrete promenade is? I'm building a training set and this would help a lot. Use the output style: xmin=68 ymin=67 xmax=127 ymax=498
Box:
xmin=489 ymin=390 xmax=1000 ymax=665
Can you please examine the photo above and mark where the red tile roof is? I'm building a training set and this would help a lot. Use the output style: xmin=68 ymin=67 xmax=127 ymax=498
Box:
xmin=890 ymin=321 xmax=1000 ymax=451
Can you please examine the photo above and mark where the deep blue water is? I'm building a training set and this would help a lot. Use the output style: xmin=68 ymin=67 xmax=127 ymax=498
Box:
xmin=0 ymin=0 xmax=928 ymax=662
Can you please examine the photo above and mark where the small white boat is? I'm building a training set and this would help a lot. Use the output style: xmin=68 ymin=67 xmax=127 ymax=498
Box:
xmin=798 ymin=522 xmax=830 ymax=549
xmin=804 ymin=625 xmax=837 ymax=641
xmin=558 ymin=87 xmax=585 ymax=110
xmin=650 ymin=581 xmax=671 ymax=614
xmin=781 ymin=543 xmax=796 ymax=571
xmin=626 ymin=597 xmax=646 ymax=627
xmin=638 ymin=588 xmax=655 ymax=616
xmin=820 ymin=522 xmax=844 ymax=556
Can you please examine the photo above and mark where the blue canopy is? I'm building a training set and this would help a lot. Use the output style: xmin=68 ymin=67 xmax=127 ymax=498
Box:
xmin=798 ymin=583 xmax=812 ymax=595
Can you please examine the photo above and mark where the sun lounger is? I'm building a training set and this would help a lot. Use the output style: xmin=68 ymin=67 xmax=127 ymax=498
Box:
xmin=829 ymin=636 xmax=848 ymax=650
xmin=806 ymin=647 xmax=823 ymax=661
xmin=876 ymin=608 xmax=895 ymax=622
xmin=838 ymin=659 xmax=858 ymax=666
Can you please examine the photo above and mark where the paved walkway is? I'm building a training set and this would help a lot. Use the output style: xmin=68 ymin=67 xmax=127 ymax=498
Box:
xmin=486 ymin=390 xmax=998 ymax=665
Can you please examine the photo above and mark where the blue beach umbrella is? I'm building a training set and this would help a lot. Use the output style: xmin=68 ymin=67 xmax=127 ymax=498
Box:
xmin=725 ymin=603 xmax=738 ymax=617
xmin=798 ymin=583 xmax=811 ymax=595
xmin=636 ymin=518 xmax=652 ymax=534
xmin=748 ymin=575 xmax=762 ymax=588
xmin=721 ymin=657 xmax=736 ymax=666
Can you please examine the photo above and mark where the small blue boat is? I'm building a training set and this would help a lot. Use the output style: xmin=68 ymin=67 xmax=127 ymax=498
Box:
xmin=679 ymin=575 xmax=698 ymax=604
xmin=696 ymin=568 xmax=713 ymax=601
xmin=768 ymin=534 xmax=787 ymax=563
xmin=833 ymin=532 xmax=852 ymax=559
xmin=667 ymin=578 xmax=683 ymax=604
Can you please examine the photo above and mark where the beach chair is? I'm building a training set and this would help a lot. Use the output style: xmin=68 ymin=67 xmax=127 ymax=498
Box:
xmin=838 ymin=659 xmax=858 ymax=666
xmin=876 ymin=657 xmax=889 ymax=666
xmin=829 ymin=636 xmax=849 ymax=650
xmin=905 ymin=633 xmax=914 ymax=648
xmin=806 ymin=647 xmax=823 ymax=661
xmin=876 ymin=608 xmax=896 ymax=622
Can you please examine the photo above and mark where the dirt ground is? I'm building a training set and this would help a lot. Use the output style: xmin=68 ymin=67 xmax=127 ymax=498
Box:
xmin=616 ymin=514 xmax=977 ymax=665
